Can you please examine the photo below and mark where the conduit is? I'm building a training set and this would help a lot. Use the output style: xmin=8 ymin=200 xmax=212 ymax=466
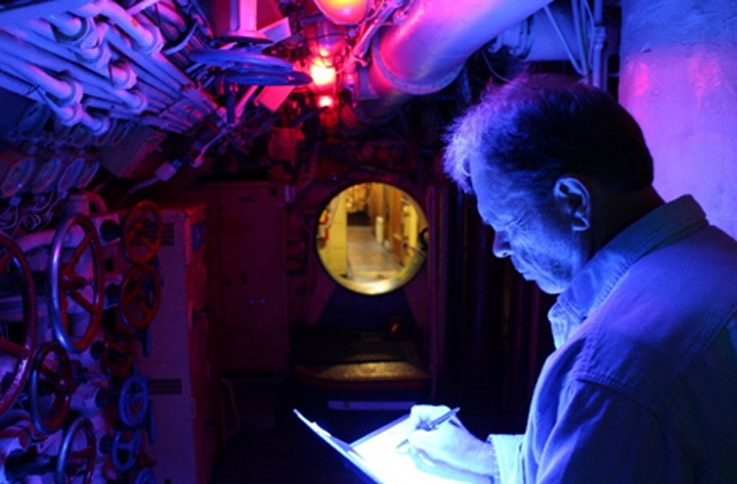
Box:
xmin=0 ymin=30 xmax=148 ymax=113
xmin=347 ymin=0 xmax=553 ymax=125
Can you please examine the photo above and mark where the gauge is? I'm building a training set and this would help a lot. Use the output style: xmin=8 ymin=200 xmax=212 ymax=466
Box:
xmin=0 ymin=158 xmax=36 ymax=198
xmin=31 ymin=157 xmax=64 ymax=194
xmin=57 ymin=158 xmax=84 ymax=193
xmin=77 ymin=160 xmax=100 ymax=189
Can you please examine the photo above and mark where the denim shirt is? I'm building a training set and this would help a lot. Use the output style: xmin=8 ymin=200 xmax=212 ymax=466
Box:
xmin=489 ymin=195 xmax=737 ymax=483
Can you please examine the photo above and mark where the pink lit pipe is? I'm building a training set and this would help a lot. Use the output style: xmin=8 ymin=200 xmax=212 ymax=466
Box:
xmin=353 ymin=0 xmax=552 ymax=121
xmin=73 ymin=0 xmax=163 ymax=54
xmin=372 ymin=0 xmax=552 ymax=89
xmin=0 ymin=47 xmax=82 ymax=106
xmin=0 ymin=30 xmax=147 ymax=112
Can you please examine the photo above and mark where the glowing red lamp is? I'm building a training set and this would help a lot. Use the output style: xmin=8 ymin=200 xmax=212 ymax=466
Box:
xmin=317 ymin=95 xmax=334 ymax=108
xmin=313 ymin=0 xmax=370 ymax=25
xmin=309 ymin=58 xmax=336 ymax=89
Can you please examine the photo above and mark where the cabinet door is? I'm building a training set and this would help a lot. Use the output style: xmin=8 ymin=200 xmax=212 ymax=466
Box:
xmin=217 ymin=183 xmax=288 ymax=372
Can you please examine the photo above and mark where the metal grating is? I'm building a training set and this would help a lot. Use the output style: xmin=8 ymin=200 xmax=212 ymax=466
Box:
xmin=161 ymin=222 xmax=175 ymax=246
xmin=149 ymin=378 xmax=183 ymax=395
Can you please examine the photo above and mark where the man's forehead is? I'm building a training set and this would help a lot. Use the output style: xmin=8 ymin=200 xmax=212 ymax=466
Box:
xmin=475 ymin=181 xmax=528 ymax=225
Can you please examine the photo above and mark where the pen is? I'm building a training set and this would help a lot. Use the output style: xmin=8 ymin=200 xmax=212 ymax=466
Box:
xmin=396 ymin=406 xmax=461 ymax=449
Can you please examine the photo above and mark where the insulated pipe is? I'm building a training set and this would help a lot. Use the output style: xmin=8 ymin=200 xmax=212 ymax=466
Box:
xmin=352 ymin=0 xmax=552 ymax=122
xmin=101 ymin=1 xmax=163 ymax=54
xmin=18 ymin=20 xmax=114 ymax=80
xmin=46 ymin=12 xmax=87 ymax=39
xmin=79 ymin=110 xmax=111 ymax=135
xmin=0 ymin=71 xmax=101 ymax=129
xmin=0 ymin=30 xmax=147 ymax=112
xmin=147 ymin=2 xmax=188 ymax=33
xmin=41 ymin=15 xmax=111 ymax=67
xmin=103 ymin=26 xmax=216 ymax=115
xmin=0 ymin=51 xmax=82 ymax=107
xmin=73 ymin=0 xmax=163 ymax=54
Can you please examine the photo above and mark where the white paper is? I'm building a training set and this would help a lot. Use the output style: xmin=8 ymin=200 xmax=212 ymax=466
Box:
xmin=295 ymin=409 xmax=490 ymax=484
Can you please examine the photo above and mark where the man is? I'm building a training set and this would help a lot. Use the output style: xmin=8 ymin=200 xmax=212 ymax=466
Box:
xmin=407 ymin=73 xmax=737 ymax=482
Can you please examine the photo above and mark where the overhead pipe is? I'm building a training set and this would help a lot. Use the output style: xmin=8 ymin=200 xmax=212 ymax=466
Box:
xmin=0 ymin=49 xmax=82 ymax=107
xmin=44 ymin=15 xmax=111 ymax=67
xmin=103 ymin=26 xmax=218 ymax=117
xmin=0 ymin=30 xmax=148 ymax=113
xmin=16 ymin=20 xmax=129 ymax=87
xmin=0 ymin=71 xmax=78 ymax=123
xmin=73 ymin=0 xmax=164 ymax=54
xmin=346 ymin=0 xmax=553 ymax=125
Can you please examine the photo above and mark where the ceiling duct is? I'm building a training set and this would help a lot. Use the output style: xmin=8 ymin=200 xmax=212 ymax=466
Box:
xmin=344 ymin=0 xmax=553 ymax=127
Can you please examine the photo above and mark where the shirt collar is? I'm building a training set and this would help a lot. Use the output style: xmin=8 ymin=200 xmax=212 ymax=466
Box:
xmin=547 ymin=195 xmax=708 ymax=348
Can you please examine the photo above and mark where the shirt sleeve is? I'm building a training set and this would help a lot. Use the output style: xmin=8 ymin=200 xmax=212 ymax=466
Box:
xmin=487 ymin=433 xmax=523 ymax=483
xmin=532 ymin=379 xmax=692 ymax=484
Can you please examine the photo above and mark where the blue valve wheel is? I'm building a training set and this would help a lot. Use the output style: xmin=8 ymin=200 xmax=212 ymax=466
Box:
xmin=224 ymin=70 xmax=313 ymax=86
xmin=119 ymin=374 xmax=149 ymax=427
xmin=111 ymin=428 xmax=142 ymax=472
xmin=145 ymin=400 xmax=156 ymax=444
xmin=0 ymin=234 xmax=37 ymax=417
xmin=55 ymin=417 xmax=95 ymax=484
xmin=134 ymin=467 xmax=155 ymax=484
xmin=190 ymin=49 xmax=293 ymax=72
xmin=48 ymin=214 xmax=105 ymax=353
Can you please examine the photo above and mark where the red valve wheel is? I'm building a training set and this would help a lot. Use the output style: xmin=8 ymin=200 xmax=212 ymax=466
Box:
xmin=48 ymin=215 xmax=105 ymax=353
xmin=102 ymin=333 xmax=135 ymax=377
xmin=122 ymin=201 xmax=163 ymax=265
xmin=55 ymin=417 xmax=96 ymax=484
xmin=0 ymin=234 xmax=37 ymax=417
xmin=30 ymin=341 xmax=75 ymax=435
xmin=119 ymin=265 xmax=161 ymax=330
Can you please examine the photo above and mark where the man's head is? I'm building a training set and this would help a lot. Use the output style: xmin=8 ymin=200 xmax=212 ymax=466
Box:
xmin=443 ymin=73 xmax=657 ymax=294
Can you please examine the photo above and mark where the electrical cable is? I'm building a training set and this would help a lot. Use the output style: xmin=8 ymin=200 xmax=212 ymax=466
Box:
xmin=571 ymin=0 xmax=589 ymax=77
xmin=543 ymin=5 xmax=585 ymax=75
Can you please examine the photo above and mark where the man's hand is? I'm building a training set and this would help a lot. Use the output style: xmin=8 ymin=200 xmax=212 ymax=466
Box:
xmin=406 ymin=404 xmax=497 ymax=476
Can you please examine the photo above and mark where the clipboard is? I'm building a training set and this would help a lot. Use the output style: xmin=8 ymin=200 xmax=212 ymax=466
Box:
xmin=293 ymin=409 xmax=490 ymax=484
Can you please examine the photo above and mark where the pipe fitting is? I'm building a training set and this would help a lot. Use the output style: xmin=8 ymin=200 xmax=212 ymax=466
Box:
xmin=108 ymin=61 xmax=137 ymax=89
xmin=75 ymin=40 xmax=112 ymax=69
xmin=134 ymin=22 xmax=164 ymax=55
xmin=80 ymin=110 xmax=111 ymax=135
xmin=114 ymin=87 xmax=148 ymax=113
xmin=369 ymin=39 xmax=462 ymax=96
xmin=53 ymin=103 xmax=85 ymax=126
xmin=48 ymin=13 xmax=93 ymax=45
xmin=73 ymin=0 xmax=105 ymax=18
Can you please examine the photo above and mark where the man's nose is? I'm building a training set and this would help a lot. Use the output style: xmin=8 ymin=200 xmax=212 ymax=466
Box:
xmin=492 ymin=231 xmax=512 ymax=258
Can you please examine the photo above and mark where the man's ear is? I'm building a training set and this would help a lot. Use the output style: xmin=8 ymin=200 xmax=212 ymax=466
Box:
xmin=553 ymin=175 xmax=591 ymax=232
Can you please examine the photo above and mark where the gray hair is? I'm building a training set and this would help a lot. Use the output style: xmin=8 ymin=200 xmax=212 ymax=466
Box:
xmin=443 ymin=73 xmax=654 ymax=196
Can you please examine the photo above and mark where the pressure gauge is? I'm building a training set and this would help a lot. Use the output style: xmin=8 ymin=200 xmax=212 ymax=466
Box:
xmin=31 ymin=157 xmax=64 ymax=194
xmin=77 ymin=161 xmax=100 ymax=189
xmin=57 ymin=158 xmax=84 ymax=193
xmin=0 ymin=158 xmax=36 ymax=198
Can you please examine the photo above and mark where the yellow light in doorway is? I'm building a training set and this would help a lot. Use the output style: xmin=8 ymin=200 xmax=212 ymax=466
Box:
xmin=316 ymin=182 xmax=429 ymax=296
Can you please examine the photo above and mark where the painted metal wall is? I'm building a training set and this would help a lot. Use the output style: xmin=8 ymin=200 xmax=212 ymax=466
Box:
xmin=619 ymin=0 xmax=737 ymax=237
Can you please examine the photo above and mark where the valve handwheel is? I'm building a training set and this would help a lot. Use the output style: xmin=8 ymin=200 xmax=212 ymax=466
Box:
xmin=119 ymin=265 xmax=161 ymax=330
xmin=48 ymin=215 xmax=105 ymax=353
xmin=134 ymin=468 xmax=155 ymax=484
xmin=0 ymin=234 xmax=37 ymax=417
xmin=102 ymin=333 xmax=135 ymax=377
xmin=122 ymin=201 xmax=163 ymax=265
xmin=30 ymin=341 xmax=75 ymax=434
xmin=55 ymin=417 xmax=95 ymax=484
xmin=119 ymin=374 xmax=149 ymax=427
xmin=111 ymin=427 xmax=142 ymax=472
